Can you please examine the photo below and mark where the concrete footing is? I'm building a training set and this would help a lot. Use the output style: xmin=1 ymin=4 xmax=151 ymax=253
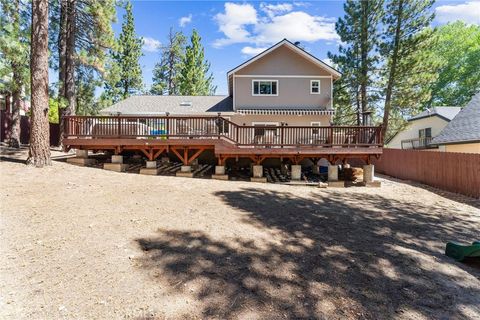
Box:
xmin=251 ymin=165 xmax=266 ymax=182
xmin=215 ymin=166 xmax=226 ymax=175
xmin=363 ymin=164 xmax=374 ymax=183
xmin=111 ymin=155 xmax=124 ymax=164
xmin=291 ymin=165 xmax=302 ymax=181
xmin=328 ymin=165 xmax=339 ymax=181
xmin=252 ymin=165 xmax=263 ymax=178
xmin=103 ymin=163 xmax=129 ymax=172
xmin=140 ymin=162 xmax=159 ymax=175
xmin=146 ymin=161 xmax=157 ymax=169
xmin=212 ymin=165 xmax=228 ymax=180
xmin=75 ymin=149 xmax=88 ymax=158
xmin=67 ymin=157 xmax=96 ymax=166
xmin=176 ymin=171 xmax=194 ymax=178
xmin=176 ymin=165 xmax=193 ymax=177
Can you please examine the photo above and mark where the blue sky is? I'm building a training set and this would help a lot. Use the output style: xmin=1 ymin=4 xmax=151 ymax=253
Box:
xmin=113 ymin=1 xmax=480 ymax=95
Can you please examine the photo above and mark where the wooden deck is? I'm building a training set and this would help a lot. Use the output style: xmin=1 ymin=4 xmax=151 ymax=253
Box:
xmin=63 ymin=115 xmax=383 ymax=165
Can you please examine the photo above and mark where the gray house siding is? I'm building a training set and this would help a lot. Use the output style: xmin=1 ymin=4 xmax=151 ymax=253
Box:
xmin=234 ymin=76 xmax=332 ymax=109
xmin=233 ymin=44 xmax=333 ymax=110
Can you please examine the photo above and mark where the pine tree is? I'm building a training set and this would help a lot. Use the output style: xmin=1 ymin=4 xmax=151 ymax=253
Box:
xmin=178 ymin=30 xmax=216 ymax=95
xmin=0 ymin=0 xmax=30 ymax=147
xmin=27 ymin=0 xmax=51 ymax=166
xmin=328 ymin=0 xmax=383 ymax=125
xmin=381 ymin=0 xmax=437 ymax=138
xmin=151 ymin=28 xmax=186 ymax=95
xmin=113 ymin=1 xmax=143 ymax=99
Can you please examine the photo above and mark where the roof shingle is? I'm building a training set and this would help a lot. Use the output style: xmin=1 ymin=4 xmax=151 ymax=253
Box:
xmin=100 ymin=95 xmax=233 ymax=115
xmin=431 ymin=93 xmax=480 ymax=145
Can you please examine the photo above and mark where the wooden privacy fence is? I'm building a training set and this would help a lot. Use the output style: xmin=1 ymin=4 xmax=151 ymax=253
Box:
xmin=0 ymin=110 xmax=60 ymax=146
xmin=373 ymin=149 xmax=480 ymax=198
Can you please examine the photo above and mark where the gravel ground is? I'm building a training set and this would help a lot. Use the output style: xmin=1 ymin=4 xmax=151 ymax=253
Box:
xmin=1 ymin=147 xmax=479 ymax=319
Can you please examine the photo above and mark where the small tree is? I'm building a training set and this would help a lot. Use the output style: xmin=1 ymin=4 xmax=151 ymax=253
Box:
xmin=178 ymin=30 xmax=216 ymax=95
xmin=27 ymin=0 xmax=51 ymax=166
xmin=151 ymin=28 xmax=186 ymax=95
xmin=115 ymin=1 xmax=143 ymax=99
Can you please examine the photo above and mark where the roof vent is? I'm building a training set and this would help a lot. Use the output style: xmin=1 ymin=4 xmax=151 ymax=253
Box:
xmin=294 ymin=41 xmax=301 ymax=46
xmin=180 ymin=101 xmax=192 ymax=107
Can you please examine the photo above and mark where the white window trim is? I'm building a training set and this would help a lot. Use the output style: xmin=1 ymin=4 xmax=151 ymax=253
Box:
xmin=252 ymin=80 xmax=279 ymax=96
xmin=310 ymin=80 xmax=321 ymax=94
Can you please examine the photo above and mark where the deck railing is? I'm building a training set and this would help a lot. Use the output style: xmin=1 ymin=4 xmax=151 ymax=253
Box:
xmin=401 ymin=137 xmax=435 ymax=150
xmin=63 ymin=115 xmax=383 ymax=148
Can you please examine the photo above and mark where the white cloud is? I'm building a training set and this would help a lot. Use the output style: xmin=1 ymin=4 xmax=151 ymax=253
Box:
xmin=241 ymin=46 xmax=268 ymax=56
xmin=213 ymin=2 xmax=339 ymax=49
xmin=142 ymin=37 xmax=161 ymax=52
xmin=179 ymin=14 xmax=192 ymax=27
xmin=435 ymin=1 xmax=480 ymax=25
xmin=213 ymin=3 xmax=258 ymax=47
xmin=253 ymin=12 xmax=339 ymax=45
xmin=260 ymin=3 xmax=293 ymax=18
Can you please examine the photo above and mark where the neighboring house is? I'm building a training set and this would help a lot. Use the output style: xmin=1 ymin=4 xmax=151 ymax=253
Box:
xmin=432 ymin=92 xmax=480 ymax=154
xmin=386 ymin=107 xmax=461 ymax=150
xmin=101 ymin=39 xmax=342 ymax=129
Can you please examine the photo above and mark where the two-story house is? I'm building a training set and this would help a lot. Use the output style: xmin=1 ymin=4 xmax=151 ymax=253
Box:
xmin=64 ymin=39 xmax=382 ymax=184
xmin=101 ymin=39 xmax=341 ymax=129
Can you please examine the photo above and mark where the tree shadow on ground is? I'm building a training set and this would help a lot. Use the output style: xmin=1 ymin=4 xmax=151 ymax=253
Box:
xmin=135 ymin=189 xmax=480 ymax=319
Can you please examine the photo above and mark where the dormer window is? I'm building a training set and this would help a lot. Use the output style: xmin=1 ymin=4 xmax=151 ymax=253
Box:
xmin=252 ymin=80 xmax=278 ymax=96
xmin=310 ymin=80 xmax=320 ymax=94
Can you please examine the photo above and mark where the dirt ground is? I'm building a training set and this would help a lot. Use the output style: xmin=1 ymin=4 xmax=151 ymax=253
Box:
xmin=1 ymin=147 xmax=479 ymax=320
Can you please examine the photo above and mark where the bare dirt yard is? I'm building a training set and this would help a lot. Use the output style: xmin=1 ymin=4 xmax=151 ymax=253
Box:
xmin=1 ymin=148 xmax=479 ymax=320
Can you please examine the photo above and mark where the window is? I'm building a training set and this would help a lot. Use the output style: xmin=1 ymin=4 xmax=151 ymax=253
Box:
xmin=311 ymin=122 xmax=321 ymax=135
xmin=310 ymin=80 xmax=320 ymax=94
xmin=252 ymin=80 xmax=278 ymax=96
xmin=419 ymin=127 xmax=432 ymax=138
xmin=419 ymin=127 xmax=432 ymax=147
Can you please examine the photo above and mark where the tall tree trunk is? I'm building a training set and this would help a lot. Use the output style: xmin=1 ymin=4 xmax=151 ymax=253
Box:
xmin=8 ymin=85 xmax=21 ymax=148
xmin=360 ymin=0 xmax=368 ymax=124
xmin=58 ymin=0 xmax=75 ymax=147
xmin=27 ymin=0 xmax=51 ymax=167
xmin=58 ymin=0 xmax=67 ymax=98
xmin=382 ymin=0 xmax=404 ymax=138
xmin=64 ymin=0 xmax=76 ymax=114
xmin=7 ymin=0 xmax=22 ymax=148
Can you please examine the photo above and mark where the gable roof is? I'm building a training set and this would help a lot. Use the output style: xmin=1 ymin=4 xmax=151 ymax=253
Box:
xmin=100 ymin=95 xmax=233 ymax=116
xmin=408 ymin=106 xmax=461 ymax=122
xmin=431 ymin=92 xmax=480 ymax=145
xmin=227 ymin=39 xmax=342 ymax=79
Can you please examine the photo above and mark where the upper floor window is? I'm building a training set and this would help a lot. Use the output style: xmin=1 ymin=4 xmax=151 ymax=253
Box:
xmin=310 ymin=80 xmax=320 ymax=94
xmin=252 ymin=80 xmax=278 ymax=96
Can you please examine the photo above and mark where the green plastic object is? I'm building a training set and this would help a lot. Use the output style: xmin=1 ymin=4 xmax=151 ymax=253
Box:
xmin=445 ymin=241 xmax=480 ymax=261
